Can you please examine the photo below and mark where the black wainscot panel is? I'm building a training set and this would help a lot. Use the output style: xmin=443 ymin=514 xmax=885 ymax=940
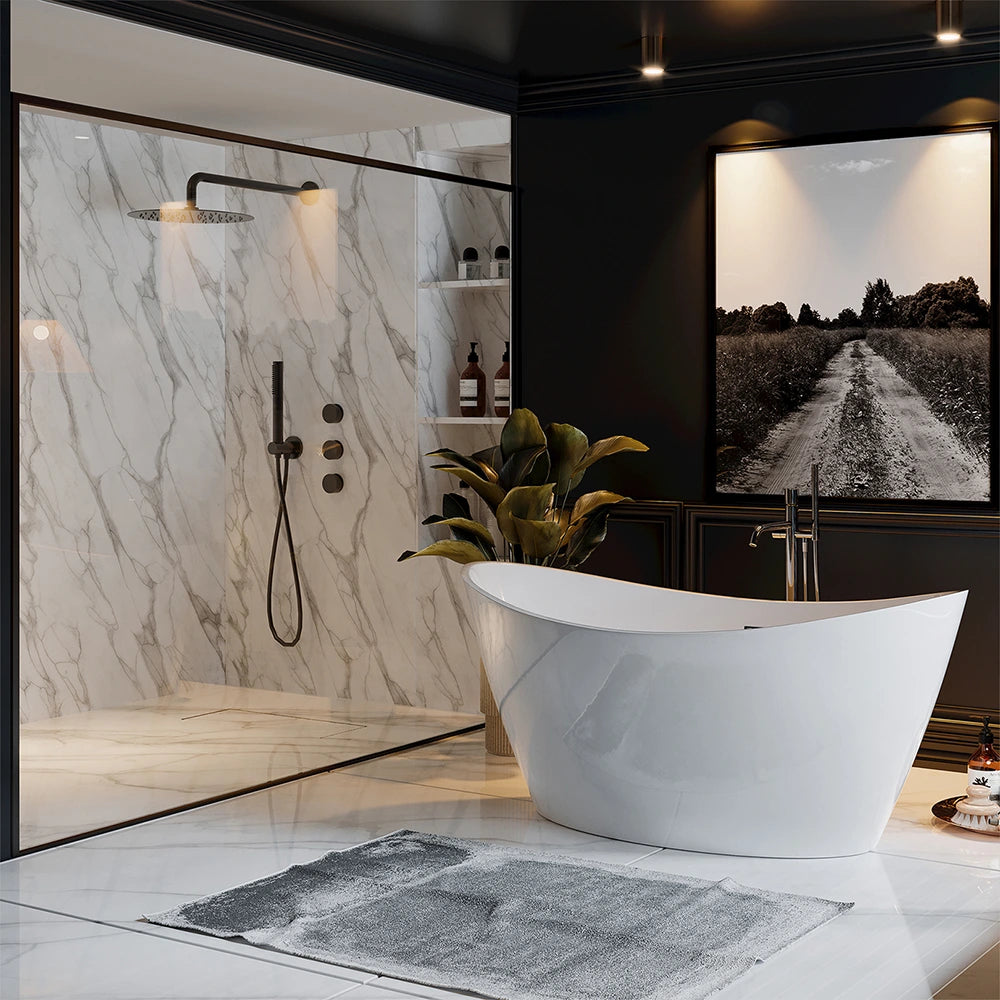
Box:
xmin=580 ymin=502 xmax=682 ymax=589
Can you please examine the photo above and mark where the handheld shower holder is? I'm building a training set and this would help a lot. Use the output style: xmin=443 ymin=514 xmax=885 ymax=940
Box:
xmin=267 ymin=436 xmax=303 ymax=459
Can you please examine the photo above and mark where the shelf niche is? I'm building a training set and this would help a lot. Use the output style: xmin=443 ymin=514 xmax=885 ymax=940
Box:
xmin=415 ymin=129 xmax=510 ymax=547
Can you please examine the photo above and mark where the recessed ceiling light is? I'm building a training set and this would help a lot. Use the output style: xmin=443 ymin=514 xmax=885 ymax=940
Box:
xmin=74 ymin=135 xmax=90 ymax=140
xmin=936 ymin=0 xmax=962 ymax=42
xmin=32 ymin=324 xmax=50 ymax=341
xmin=641 ymin=34 xmax=666 ymax=78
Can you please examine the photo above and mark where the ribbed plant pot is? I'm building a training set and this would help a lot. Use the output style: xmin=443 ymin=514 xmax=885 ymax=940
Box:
xmin=480 ymin=660 xmax=514 ymax=757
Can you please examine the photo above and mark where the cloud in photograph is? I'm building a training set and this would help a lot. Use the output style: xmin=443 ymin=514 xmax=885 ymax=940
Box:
xmin=715 ymin=132 xmax=991 ymax=317
xmin=820 ymin=157 xmax=894 ymax=174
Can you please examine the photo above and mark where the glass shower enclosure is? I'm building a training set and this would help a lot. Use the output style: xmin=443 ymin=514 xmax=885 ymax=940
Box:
xmin=15 ymin=100 xmax=512 ymax=851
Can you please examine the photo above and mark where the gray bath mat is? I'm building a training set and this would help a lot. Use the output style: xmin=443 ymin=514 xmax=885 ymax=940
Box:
xmin=144 ymin=829 xmax=852 ymax=1000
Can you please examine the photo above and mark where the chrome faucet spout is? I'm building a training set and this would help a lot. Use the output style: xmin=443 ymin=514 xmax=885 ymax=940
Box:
xmin=747 ymin=465 xmax=822 ymax=601
xmin=748 ymin=520 xmax=791 ymax=548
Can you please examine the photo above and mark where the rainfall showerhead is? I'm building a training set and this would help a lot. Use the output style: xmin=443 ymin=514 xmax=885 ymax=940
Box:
xmin=129 ymin=172 xmax=320 ymax=225
xmin=128 ymin=206 xmax=255 ymax=224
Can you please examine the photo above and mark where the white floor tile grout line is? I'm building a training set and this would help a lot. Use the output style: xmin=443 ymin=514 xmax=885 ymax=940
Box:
xmin=0 ymin=896 xmax=378 ymax=986
xmin=331 ymin=768 xmax=530 ymax=801
xmin=873 ymin=845 xmax=999 ymax=873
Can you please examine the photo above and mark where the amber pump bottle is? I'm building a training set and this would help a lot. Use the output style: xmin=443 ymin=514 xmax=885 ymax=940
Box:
xmin=460 ymin=342 xmax=486 ymax=417
xmin=968 ymin=717 xmax=1000 ymax=797
xmin=494 ymin=341 xmax=511 ymax=417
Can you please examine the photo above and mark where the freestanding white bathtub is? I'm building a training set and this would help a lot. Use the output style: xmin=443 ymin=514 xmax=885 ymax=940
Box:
xmin=463 ymin=563 xmax=967 ymax=858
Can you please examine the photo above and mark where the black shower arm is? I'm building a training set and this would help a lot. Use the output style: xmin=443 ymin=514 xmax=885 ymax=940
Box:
xmin=184 ymin=173 xmax=318 ymax=208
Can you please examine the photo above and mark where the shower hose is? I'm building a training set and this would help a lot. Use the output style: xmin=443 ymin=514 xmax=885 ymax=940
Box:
xmin=266 ymin=450 xmax=303 ymax=647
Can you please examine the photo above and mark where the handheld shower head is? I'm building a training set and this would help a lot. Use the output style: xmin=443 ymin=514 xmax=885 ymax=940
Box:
xmin=271 ymin=361 xmax=283 ymax=447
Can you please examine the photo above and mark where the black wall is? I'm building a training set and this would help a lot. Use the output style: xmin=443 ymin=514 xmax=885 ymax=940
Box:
xmin=517 ymin=61 xmax=998 ymax=497
xmin=517 ymin=61 xmax=999 ymax=724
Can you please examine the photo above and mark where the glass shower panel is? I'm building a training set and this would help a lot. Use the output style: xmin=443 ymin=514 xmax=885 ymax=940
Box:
xmin=18 ymin=108 xmax=229 ymax=848
xmin=18 ymin=108 xmax=493 ymax=851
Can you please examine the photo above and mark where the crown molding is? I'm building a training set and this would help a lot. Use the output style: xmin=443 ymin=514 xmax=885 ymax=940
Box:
xmin=53 ymin=0 xmax=519 ymax=113
xmin=48 ymin=3 xmax=1000 ymax=116
xmin=519 ymin=31 xmax=1000 ymax=112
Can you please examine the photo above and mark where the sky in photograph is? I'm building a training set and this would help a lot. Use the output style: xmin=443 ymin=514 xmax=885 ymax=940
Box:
xmin=715 ymin=131 xmax=992 ymax=318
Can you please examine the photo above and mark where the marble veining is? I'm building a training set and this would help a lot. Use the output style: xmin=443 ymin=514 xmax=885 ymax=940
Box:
xmin=18 ymin=682 xmax=479 ymax=849
xmin=222 ymin=143 xmax=482 ymax=713
xmin=18 ymin=111 xmax=228 ymax=723
xmin=18 ymin=108 xmax=507 ymax=773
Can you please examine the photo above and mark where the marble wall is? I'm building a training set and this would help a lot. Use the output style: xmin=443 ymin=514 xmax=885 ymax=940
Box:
xmin=18 ymin=111 xmax=228 ymax=722
xmin=221 ymin=143 xmax=482 ymax=711
xmin=19 ymin=112 xmax=508 ymax=724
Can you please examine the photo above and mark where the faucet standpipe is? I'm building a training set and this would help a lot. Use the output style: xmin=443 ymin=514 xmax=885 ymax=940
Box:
xmin=748 ymin=464 xmax=822 ymax=602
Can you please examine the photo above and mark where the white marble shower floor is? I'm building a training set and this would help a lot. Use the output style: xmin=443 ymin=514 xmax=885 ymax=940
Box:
xmin=18 ymin=682 xmax=481 ymax=850
xmin=2 ymin=729 xmax=997 ymax=1000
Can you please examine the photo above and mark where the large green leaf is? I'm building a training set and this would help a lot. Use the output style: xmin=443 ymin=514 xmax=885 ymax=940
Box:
xmin=519 ymin=448 xmax=551 ymax=487
xmin=545 ymin=423 xmax=589 ymax=496
xmin=568 ymin=436 xmax=649 ymax=488
xmin=427 ymin=447 xmax=498 ymax=483
xmin=511 ymin=515 xmax=564 ymax=559
xmin=498 ymin=444 xmax=548 ymax=492
xmin=562 ymin=509 xmax=613 ymax=569
xmin=441 ymin=491 xmax=472 ymax=521
xmin=397 ymin=540 xmax=491 ymax=565
xmin=471 ymin=444 xmax=501 ymax=475
xmin=431 ymin=517 xmax=496 ymax=551
xmin=496 ymin=483 xmax=554 ymax=545
xmin=500 ymin=408 xmax=546 ymax=463
xmin=432 ymin=465 xmax=506 ymax=512
xmin=569 ymin=490 xmax=630 ymax=525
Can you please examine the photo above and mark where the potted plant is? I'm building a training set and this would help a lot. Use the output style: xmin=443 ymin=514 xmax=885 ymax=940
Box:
xmin=399 ymin=408 xmax=648 ymax=753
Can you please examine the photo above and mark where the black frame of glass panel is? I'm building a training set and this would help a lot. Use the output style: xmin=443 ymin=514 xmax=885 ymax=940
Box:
xmin=2 ymin=92 xmax=515 ymax=860
xmin=1 ymin=0 xmax=16 ymax=863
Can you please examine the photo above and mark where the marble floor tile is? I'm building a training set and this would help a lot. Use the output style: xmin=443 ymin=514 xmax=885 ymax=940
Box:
xmin=20 ymin=682 xmax=480 ymax=849
xmin=876 ymin=764 xmax=999 ymax=872
xmin=0 ymin=901 xmax=366 ymax=1000
xmin=342 ymin=731 xmax=529 ymax=799
xmin=337 ymin=980 xmax=475 ymax=999
xmin=4 ymin=721 xmax=997 ymax=1000
xmin=1 ymin=767 xmax=657 ymax=976
xmin=626 ymin=838 xmax=998 ymax=999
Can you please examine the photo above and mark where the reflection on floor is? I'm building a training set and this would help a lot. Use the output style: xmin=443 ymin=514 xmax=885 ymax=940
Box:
xmin=19 ymin=682 xmax=481 ymax=850
xmin=2 ymin=730 xmax=996 ymax=1000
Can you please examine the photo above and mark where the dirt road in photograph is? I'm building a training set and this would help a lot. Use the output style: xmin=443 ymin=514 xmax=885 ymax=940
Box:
xmin=723 ymin=339 xmax=989 ymax=500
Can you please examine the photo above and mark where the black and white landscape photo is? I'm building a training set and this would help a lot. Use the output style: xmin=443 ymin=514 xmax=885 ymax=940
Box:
xmin=713 ymin=129 xmax=993 ymax=503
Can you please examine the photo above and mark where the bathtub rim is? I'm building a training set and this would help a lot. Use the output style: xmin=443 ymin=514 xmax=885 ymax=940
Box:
xmin=462 ymin=562 xmax=967 ymax=638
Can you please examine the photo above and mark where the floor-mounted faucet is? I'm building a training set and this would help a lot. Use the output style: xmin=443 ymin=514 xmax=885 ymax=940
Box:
xmin=749 ymin=464 xmax=821 ymax=601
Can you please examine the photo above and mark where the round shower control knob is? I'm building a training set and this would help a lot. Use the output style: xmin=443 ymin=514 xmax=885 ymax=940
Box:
xmin=322 ymin=440 xmax=344 ymax=460
xmin=322 ymin=403 xmax=344 ymax=423
xmin=323 ymin=474 xmax=344 ymax=494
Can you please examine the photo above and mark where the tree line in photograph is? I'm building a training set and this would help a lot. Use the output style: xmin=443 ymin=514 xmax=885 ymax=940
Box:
xmin=716 ymin=275 xmax=991 ymax=336
xmin=715 ymin=275 xmax=991 ymax=481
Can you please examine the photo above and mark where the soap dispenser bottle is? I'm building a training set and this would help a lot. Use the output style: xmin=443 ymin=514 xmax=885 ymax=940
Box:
xmin=494 ymin=341 xmax=511 ymax=417
xmin=968 ymin=717 xmax=1000 ymax=797
xmin=488 ymin=245 xmax=510 ymax=279
xmin=458 ymin=247 xmax=480 ymax=280
xmin=460 ymin=342 xmax=486 ymax=417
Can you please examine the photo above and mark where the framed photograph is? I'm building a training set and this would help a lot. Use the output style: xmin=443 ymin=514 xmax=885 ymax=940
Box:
xmin=710 ymin=124 xmax=997 ymax=508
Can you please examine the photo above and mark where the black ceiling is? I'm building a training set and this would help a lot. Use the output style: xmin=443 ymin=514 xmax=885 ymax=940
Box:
xmin=224 ymin=0 xmax=1000 ymax=85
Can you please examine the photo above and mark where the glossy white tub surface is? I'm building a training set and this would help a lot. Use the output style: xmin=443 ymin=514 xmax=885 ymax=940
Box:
xmin=463 ymin=563 xmax=967 ymax=858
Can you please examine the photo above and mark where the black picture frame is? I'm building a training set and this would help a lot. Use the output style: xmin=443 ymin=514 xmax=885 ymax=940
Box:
xmin=707 ymin=122 xmax=999 ymax=513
